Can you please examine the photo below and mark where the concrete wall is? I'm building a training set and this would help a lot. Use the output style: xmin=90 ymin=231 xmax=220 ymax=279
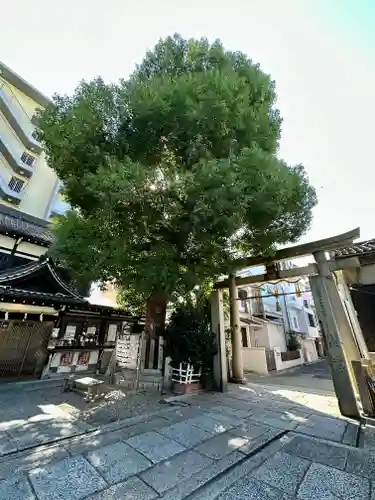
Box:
xmin=301 ymin=338 xmax=319 ymax=363
xmin=20 ymin=151 xmax=58 ymax=218
xmin=267 ymin=322 xmax=287 ymax=351
xmin=242 ymin=347 xmax=268 ymax=375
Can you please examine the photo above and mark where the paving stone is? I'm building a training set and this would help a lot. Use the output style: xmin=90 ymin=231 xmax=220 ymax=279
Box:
xmin=156 ymin=407 xmax=204 ymax=423
xmin=214 ymin=475 xmax=293 ymax=500
xmin=215 ymin=397 xmax=258 ymax=412
xmin=341 ymin=421 xmax=359 ymax=446
xmin=187 ymin=437 xmax=289 ymax=500
xmin=29 ymin=455 xmax=107 ymax=500
xmin=121 ymin=417 xmax=172 ymax=438
xmin=158 ymin=421 xmax=214 ymax=447
xmin=140 ymin=450 xmax=212 ymax=494
xmin=295 ymin=414 xmax=346 ymax=442
xmin=160 ymin=451 xmax=245 ymax=500
xmin=67 ymin=429 xmax=128 ymax=456
xmin=86 ymin=441 xmax=151 ymax=484
xmin=238 ymin=428 xmax=284 ymax=455
xmin=0 ymin=444 xmax=70 ymax=480
xmin=229 ymin=420 xmax=273 ymax=440
xmin=0 ymin=434 xmax=17 ymax=456
xmin=297 ymin=462 xmax=370 ymax=500
xmin=247 ymin=410 xmax=298 ymax=431
xmin=204 ymin=411 xmax=246 ymax=427
xmin=251 ymin=451 xmax=311 ymax=495
xmin=126 ymin=431 xmax=186 ymax=463
xmin=194 ymin=431 xmax=248 ymax=459
xmin=294 ymin=422 xmax=345 ymax=442
xmin=345 ymin=447 xmax=375 ymax=479
xmin=283 ymin=434 xmax=348 ymax=469
xmin=208 ymin=405 xmax=251 ymax=419
xmin=362 ymin=423 xmax=375 ymax=451
xmin=9 ymin=421 xmax=86 ymax=450
xmin=0 ymin=473 xmax=35 ymax=500
xmin=186 ymin=415 xmax=233 ymax=434
xmin=87 ymin=476 xmax=157 ymax=500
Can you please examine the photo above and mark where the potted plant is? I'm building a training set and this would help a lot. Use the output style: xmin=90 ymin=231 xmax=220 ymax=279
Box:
xmin=164 ymin=305 xmax=217 ymax=394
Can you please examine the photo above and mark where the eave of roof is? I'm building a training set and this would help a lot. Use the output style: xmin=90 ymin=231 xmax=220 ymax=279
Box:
xmin=330 ymin=239 xmax=375 ymax=259
xmin=0 ymin=205 xmax=53 ymax=246
xmin=0 ymin=286 xmax=87 ymax=306
xmin=0 ymin=61 xmax=51 ymax=108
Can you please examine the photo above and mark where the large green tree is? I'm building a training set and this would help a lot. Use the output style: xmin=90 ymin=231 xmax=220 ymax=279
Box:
xmin=39 ymin=34 xmax=316 ymax=340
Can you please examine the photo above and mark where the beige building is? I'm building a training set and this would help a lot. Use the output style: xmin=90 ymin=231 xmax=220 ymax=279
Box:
xmin=0 ymin=61 xmax=69 ymax=222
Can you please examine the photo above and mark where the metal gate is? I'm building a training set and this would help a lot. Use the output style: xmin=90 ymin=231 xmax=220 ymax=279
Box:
xmin=265 ymin=349 xmax=276 ymax=371
xmin=0 ymin=320 xmax=52 ymax=380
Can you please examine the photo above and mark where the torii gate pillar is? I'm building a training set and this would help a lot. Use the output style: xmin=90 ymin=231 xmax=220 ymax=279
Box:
xmin=211 ymin=289 xmax=228 ymax=392
xmin=310 ymin=250 xmax=361 ymax=418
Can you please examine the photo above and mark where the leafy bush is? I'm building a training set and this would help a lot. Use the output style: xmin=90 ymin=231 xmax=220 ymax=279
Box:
xmin=164 ymin=305 xmax=217 ymax=372
xmin=287 ymin=332 xmax=301 ymax=351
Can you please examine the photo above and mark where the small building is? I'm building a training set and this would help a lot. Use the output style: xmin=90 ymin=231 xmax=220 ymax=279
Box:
xmin=0 ymin=256 xmax=144 ymax=381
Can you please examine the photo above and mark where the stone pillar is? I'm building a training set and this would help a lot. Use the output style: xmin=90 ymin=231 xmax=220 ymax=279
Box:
xmin=335 ymin=270 xmax=369 ymax=359
xmin=310 ymin=250 xmax=360 ymax=418
xmin=211 ymin=289 xmax=228 ymax=392
xmin=229 ymin=274 xmax=245 ymax=383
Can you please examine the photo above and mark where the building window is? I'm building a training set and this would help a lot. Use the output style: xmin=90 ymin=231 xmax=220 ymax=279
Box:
xmin=292 ymin=316 xmax=299 ymax=330
xmin=303 ymin=300 xmax=309 ymax=308
xmin=8 ymin=177 xmax=25 ymax=193
xmin=238 ymin=289 xmax=249 ymax=313
xmin=308 ymin=313 xmax=315 ymax=327
xmin=32 ymin=129 xmax=39 ymax=141
xmin=20 ymin=152 xmax=36 ymax=167
xmin=241 ymin=327 xmax=248 ymax=347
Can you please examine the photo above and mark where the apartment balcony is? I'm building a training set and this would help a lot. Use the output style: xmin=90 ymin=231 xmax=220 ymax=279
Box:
xmin=0 ymin=83 xmax=42 ymax=155
xmin=0 ymin=131 xmax=34 ymax=178
xmin=0 ymin=176 xmax=22 ymax=205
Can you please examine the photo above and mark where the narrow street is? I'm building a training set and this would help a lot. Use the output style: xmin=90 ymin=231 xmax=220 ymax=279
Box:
xmin=245 ymin=359 xmax=335 ymax=396
xmin=0 ymin=368 xmax=373 ymax=500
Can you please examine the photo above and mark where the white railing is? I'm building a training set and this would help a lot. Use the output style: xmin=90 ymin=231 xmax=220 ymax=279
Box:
xmin=171 ymin=363 xmax=202 ymax=384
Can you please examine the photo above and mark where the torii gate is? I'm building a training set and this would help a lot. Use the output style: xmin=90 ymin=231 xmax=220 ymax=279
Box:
xmin=211 ymin=228 xmax=371 ymax=419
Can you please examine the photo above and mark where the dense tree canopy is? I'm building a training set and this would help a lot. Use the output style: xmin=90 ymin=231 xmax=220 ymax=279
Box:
xmin=39 ymin=34 xmax=316 ymax=314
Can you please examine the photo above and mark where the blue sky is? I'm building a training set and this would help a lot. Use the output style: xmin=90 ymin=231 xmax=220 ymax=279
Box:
xmin=2 ymin=0 xmax=374 ymax=244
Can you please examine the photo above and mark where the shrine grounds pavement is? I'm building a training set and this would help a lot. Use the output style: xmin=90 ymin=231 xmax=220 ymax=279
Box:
xmin=1 ymin=369 xmax=375 ymax=500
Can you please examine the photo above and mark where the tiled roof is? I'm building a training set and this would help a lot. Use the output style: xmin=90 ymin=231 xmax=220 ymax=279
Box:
xmin=0 ymin=257 xmax=83 ymax=300
xmin=330 ymin=239 xmax=375 ymax=259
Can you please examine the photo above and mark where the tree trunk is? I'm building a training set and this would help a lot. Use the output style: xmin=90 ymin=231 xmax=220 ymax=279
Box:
xmin=144 ymin=294 xmax=168 ymax=370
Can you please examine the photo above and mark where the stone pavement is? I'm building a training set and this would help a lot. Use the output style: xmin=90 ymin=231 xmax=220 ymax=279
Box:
xmin=1 ymin=379 xmax=373 ymax=500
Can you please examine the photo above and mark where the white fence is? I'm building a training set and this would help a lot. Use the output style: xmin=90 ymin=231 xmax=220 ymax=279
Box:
xmin=171 ymin=363 xmax=202 ymax=384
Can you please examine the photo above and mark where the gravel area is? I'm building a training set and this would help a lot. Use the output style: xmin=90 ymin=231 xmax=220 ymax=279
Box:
xmin=0 ymin=384 xmax=168 ymax=430
xmin=77 ymin=389 xmax=167 ymax=426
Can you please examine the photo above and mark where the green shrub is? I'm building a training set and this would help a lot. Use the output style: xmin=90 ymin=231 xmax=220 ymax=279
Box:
xmin=164 ymin=305 xmax=217 ymax=372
